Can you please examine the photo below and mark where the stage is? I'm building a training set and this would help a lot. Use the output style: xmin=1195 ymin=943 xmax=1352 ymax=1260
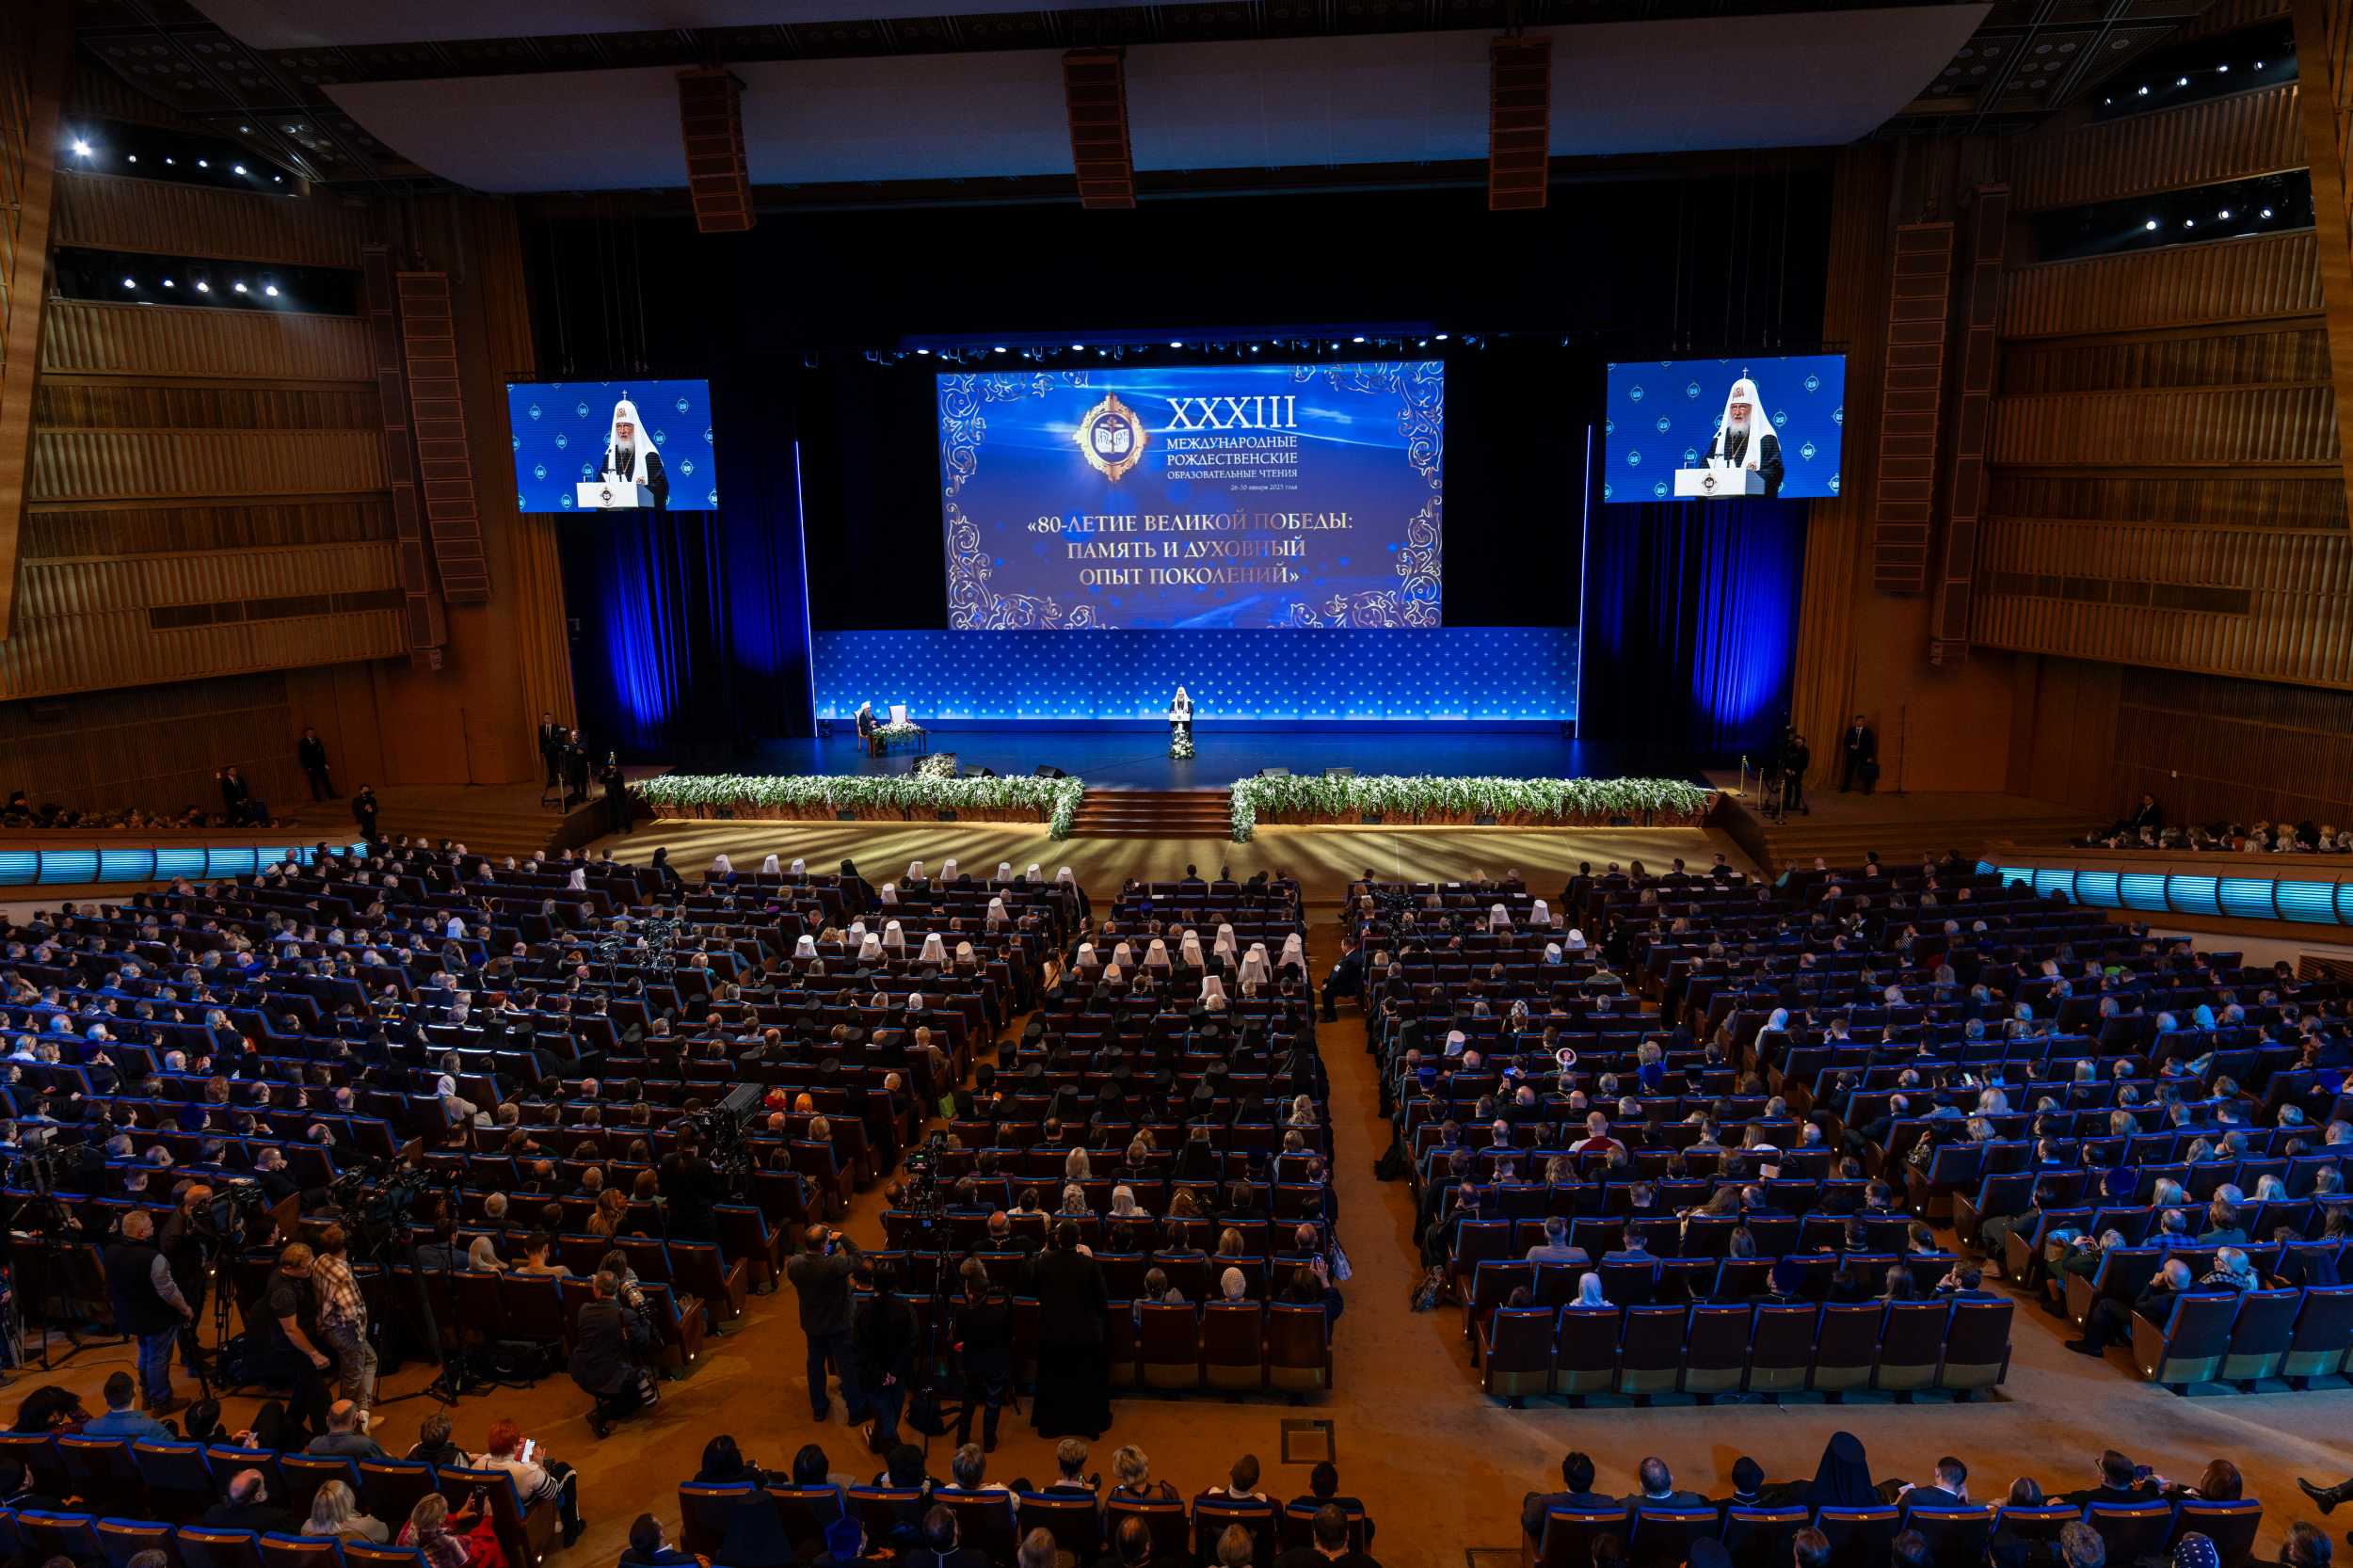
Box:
xmin=730 ymin=730 xmax=1703 ymax=791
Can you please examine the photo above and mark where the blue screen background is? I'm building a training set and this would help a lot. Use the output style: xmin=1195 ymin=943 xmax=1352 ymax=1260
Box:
xmin=939 ymin=362 xmax=1443 ymax=630
xmin=1601 ymin=353 xmax=1845 ymax=503
xmin=505 ymin=378 xmax=720 ymax=514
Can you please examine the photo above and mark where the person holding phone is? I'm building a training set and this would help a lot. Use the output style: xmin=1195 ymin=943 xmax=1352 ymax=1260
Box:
xmin=472 ymin=1416 xmax=584 ymax=1547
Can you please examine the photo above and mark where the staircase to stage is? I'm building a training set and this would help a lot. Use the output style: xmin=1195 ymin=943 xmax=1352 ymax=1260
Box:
xmin=1066 ymin=788 xmax=1235 ymax=840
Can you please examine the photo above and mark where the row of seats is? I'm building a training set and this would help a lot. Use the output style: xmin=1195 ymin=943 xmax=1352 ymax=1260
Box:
xmin=0 ymin=1442 xmax=553 ymax=1568
xmin=2118 ymin=1283 xmax=2353 ymax=1391
xmin=678 ymin=1482 xmax=1358 ymax=1568
xmin=1525 ymin=1496 xmax=2263 ymax=1568
xmin=1477 ymin=1297 xmax=2013 ymax=1405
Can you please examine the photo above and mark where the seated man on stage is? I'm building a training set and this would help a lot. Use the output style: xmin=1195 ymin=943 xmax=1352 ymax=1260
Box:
xmin=856 ymin=701 xmax=879 ymax=756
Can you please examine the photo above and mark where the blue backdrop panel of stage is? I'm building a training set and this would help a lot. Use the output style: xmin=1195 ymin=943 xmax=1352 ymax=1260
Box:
xmin=940 ymin=363 xmax=1442 ymax=630
xmin=813 ymin=627 xmax=1576 ymax=728
xmin=506 ymin=377 xmax=721 ymax=513
xmin=1601 ymin=354 xmax=1845 ymax=502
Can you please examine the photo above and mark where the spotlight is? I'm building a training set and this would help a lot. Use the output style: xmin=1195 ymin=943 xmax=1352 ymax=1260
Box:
xmin=232 ymin=164 xmax=247 ymax=176
xmin=2185 ymin=218 xmax=2196 ymax=228
xmin=262 ymin=274 xmax=280 ymax=296
xmin=2217 ymin=63 xmax=2229 ymax=72
xmin=1351 ymin=334 xmax=1366 ymax=344
xmin=165 ymin=155 xmax=175 ymax=165
xmin=1070 ymin=342 xmax=1084 ymax=349
xmin=2105 ymin=97 xmax=2112 ymax=104
xmin=162 ymin=278 xmax=175 ymax=288
xmin=121 ymin=276 xmax=136 ymax=289
xmin=2256 ymin=60 xmax=2265 ymax=68
xmin=232 ymin=280 xmax=248 ymax=293
xmin=1169 ymin=340 xmax=1182 ymax=347
xmin=2261 ymin=207 xmax=2274 ymax=218
xmin=992 ymin=345 xmax=1006 ymax=353
xmin=1435 ymin=332 xmax=1449 ymax=341
xmin=194 ymin=279 xmax=210 ymax=294
xmin=2218 ymin=209 xmax=2232 ymax=219
xmin=72 ymin=138 xmax=92 ymax=156
xmin=240 ymin=124 xmax=251 ymax=133
xmin=1249 ymin=345 xmax=1260 ymax=352
xmin=272 ymin=176 xmax=282 ymax=183
xmin=127 ymin=153 xmax=137 ymax=163
xmin=2144 ymin=219 xmax=2159 ymax=231
xmin=915 ymin=346 xmax=930 ymax=355
xmin=197 ymin=158 xmax=209 ymax=168
xmin=2176 ymin=76 xmax=2188 ymax=86
xmin=2137 ymin=85 xmax=2149 ymax=95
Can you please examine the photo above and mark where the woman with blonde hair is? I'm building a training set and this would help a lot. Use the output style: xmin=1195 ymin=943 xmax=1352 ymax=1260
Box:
xmin=305 ymin=1479 xmax=389 ymax=1544
xmin=587 ymin=1187 xmax=630 ymax=1239
xmin=398 ymin=1492 xmax=479 ymax=1568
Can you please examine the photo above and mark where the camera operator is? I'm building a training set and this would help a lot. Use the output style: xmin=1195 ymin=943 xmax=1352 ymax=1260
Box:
xmin=156 ymin=1181 xmax=220 ymax=1377
xmin=659 ymin=1129 xmax=723 ymax=1241
xmin=571 ymin=1268 xmax=655 ymax=1439
xmin=104 ymin=1208 xmax=196 ymax=1414
xmin=787 ymin=1223 xmax=869 ymax=1424
xmin=264 ymin=1242 xmax=335 ymax=1437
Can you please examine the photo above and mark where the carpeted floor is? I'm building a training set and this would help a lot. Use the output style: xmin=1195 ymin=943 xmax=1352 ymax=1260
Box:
xmin=22 ymin=822 xmax=2350 ymax=1564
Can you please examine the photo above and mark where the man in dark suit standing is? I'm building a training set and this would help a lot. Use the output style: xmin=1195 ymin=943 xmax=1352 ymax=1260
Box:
xmin=1839 ymin=715 xmax=1876 ymax=794
xmin=537 ymin=712 xmax=565 ymax=790
xmin=297 ymin=728 xmax=335 ymax=801
xmin=1029 ymin=1221 xmax=1110 ymax=1439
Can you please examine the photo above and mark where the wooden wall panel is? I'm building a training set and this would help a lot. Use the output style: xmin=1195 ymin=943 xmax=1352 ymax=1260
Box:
xmin=52 ymin=170 xmax=374 ymax=268
xmin=0 ymin=671 xmax=307 ymax=818
xmin=16 ymin=541 xmax=401 ymax=620
xmin=1990 ymin=384 xmax=2340 ymax=466
xmin=40 ymin=300 xmax=374 ymax=383
xmin=2000 ymin=232 xmax=2323 ymax=338
xmin=34 ymin=383 xmax=378 ymax=430
xmin=1974 ymin=519 xmax=2353 ymax=683
xmin=2113 ymin=666 xmax=2353 ymax=824
xmin=2000 ymin=328 xmax=2331 ymax=393
xmin=1988 ymin=472 xmax=2348 ymax=529
xmin=0 ymin=603 xmax=407 ymax=701
xmin=28 ymin=428 xmax=386 ymax=503
xmin=0 ymin=0 xmax=72 ymax=642
xmin=2009 ymin=84 xmax=2306 ymax=212
xmin=23 ymin=500 xmax=393 ymax=558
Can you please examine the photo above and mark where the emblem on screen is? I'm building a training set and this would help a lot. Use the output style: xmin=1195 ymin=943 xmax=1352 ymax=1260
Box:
xmin=1076 ymin=393 xmax=1147 ymax=481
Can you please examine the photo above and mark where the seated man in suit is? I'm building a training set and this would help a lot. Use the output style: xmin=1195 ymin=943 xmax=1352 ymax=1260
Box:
xmin=1522 ymin=1450 xmax=1617 ymax=1539
xmin=1620 ymin=1456 xmax=1709 ymax=1512
xmin=1288 ymin=1462 xmax=1371 ymax=1546
xmin=2067 ymin=1257 xmax=2189 ymax=1356
xmin=2060 ymin=1450 xmax=2159 ymax=1510
xmin=1901 ymin=1457 xmax=1970 ymax=1510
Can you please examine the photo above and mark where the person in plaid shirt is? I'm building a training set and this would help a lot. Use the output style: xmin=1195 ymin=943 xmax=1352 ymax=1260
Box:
xmin=312 ymin=1224 xmax=377 ymax=1426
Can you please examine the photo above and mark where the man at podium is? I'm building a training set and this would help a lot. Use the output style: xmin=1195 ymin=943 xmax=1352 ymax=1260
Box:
xmin=600 ymin=396 xmax=669 ymax=513
xmin=1704 ymin=376 xmax=1785 ymax=499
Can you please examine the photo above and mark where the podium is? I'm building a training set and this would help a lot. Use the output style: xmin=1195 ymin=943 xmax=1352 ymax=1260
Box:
xmin=576 ymin=480 xmax=655 ymax=511
xmin=1673 ymin=466 xmax=1765 ymax=499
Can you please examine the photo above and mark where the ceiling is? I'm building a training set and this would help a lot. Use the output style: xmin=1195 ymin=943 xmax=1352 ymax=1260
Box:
xmin=314 ymin=11 xmax=1987 ymax=192
xmin=69 ymin=0 xmax=2221 ymax=196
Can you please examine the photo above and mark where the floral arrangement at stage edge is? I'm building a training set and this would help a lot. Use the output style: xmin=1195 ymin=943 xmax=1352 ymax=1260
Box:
xmin=1226 ymin=774 xmax=1719 ymax=842
xmin=1170 ymin=728 xmax=1195 ymax=761
xmin=915 ymin=753 xmax=959 ymax=780
xmin=632 ymin=772 xmax=1086 ymax=840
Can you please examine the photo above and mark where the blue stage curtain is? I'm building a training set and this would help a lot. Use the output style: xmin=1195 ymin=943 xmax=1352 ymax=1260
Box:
xmin=1581 ymin=497 xmax=1806 ymax=760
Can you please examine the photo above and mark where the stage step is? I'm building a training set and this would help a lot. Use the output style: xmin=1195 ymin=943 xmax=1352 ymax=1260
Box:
xmin=1066 ymin=788 xmax=1236 ymax=840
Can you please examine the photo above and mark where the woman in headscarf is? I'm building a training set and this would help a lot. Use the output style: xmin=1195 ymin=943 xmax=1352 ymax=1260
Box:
xmin=1573 ymin=1272 xmax=1610 ymax=1308
xmin=1802 ymin=1432 xmax=1877 ymax=1510
xmin=600 ymin=395 xmax=669 ymax=512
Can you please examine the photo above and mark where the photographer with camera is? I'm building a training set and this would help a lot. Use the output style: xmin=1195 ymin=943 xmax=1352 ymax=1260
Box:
xmin=788 ymin=1224 xmax=869 ymax=1425
xmin=571 ymin=1269 xmax=656 ymax=1439
xmin=659 ymin=1129 xmax=724 ymax=1241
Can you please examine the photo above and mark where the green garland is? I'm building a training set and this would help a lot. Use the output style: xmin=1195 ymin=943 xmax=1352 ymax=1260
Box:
xmin=1226 ymin=774 xmax=1717 ymax=841
xmin=632 ymin=773 xmax=1087 ymax=839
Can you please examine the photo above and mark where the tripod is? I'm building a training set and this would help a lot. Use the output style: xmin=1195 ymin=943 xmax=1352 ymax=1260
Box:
xmin=4 ymin=1155 xmax=128 ymax=1373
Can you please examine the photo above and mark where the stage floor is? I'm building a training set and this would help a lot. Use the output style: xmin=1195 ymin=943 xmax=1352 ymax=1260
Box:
xmin=738 ymin=731 xmax=1696 ymax=789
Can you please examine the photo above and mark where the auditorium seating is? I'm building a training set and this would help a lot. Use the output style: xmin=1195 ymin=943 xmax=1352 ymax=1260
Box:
xmin=1527 ymin=1495 xmax=2265 ymax=1568
xmin=1479 ymin=1297 xmax=2010 ymax=1404
xmin=0 ymin=1439 xmax=556 ymax=1568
